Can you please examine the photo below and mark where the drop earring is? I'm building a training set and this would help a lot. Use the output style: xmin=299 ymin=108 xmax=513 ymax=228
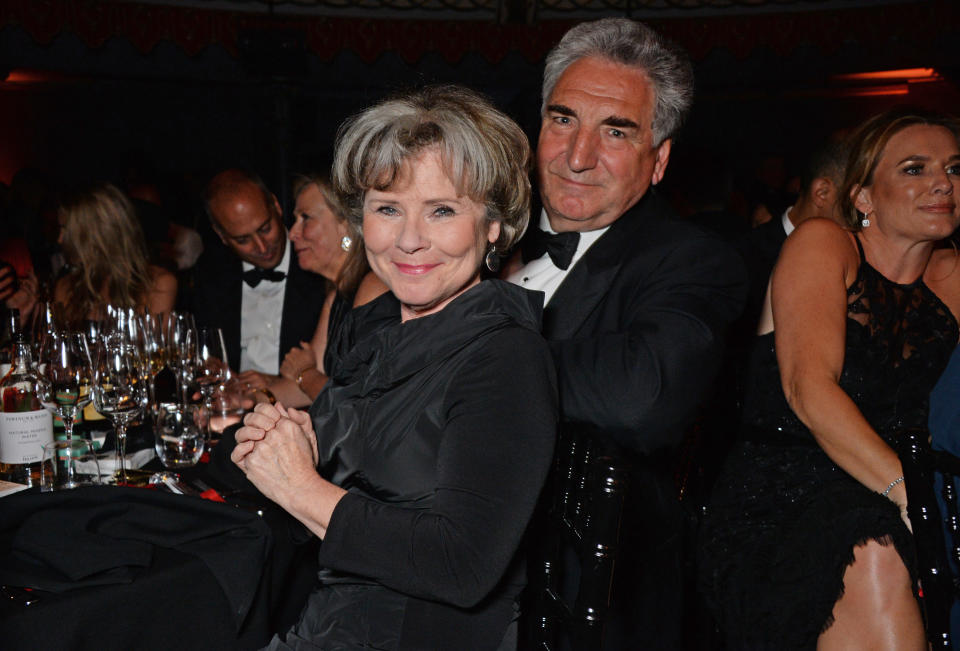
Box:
xmin=340 ymin=236 xmax=353 ymax=252
xmin=860 ymin=212 xmax=871 ymax=228
xmin=485 ymin=245 xmax=500 ymax=273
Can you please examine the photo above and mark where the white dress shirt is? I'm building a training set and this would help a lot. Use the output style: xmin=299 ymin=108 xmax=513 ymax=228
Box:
xmin=507 ymin=209 xmax=610 ymax=306
xmin=239 ymin=241 xmax=290 ymax=374
xmin=782 ymin=206 xmax=796 ymax=237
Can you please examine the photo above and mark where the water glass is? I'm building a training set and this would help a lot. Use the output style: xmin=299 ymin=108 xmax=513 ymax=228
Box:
xmin=41 ymin=439 xmax=101 ymax=491
xmin=154 ymin=404 xmax=205 ymax=469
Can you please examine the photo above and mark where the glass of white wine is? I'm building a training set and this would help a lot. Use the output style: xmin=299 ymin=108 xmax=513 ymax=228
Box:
xmin=91 ymin=339 xmax=146 ymax=484
xmin=35 ymin=331 xmax=94 ymax=442
xmin=140 ymin=313 xmax=167 ymax=415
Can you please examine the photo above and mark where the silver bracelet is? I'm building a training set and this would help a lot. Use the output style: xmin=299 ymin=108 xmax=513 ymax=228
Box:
xmin=882 ymin=476 xmax=904 ymax=497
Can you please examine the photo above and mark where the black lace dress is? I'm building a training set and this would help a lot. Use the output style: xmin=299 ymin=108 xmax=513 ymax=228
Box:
xmin=698 ymin=237 xmax=958 ymax=650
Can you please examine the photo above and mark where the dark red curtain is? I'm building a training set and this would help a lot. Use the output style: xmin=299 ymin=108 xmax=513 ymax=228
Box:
xmin=1 ymin=0 xmax=957 ymax=65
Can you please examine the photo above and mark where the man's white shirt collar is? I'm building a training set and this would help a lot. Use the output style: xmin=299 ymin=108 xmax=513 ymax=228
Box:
xmin=507 ymin=209 xmax=610 ymax=306
xmin=782 ymin=207 xmax=795 ymax=237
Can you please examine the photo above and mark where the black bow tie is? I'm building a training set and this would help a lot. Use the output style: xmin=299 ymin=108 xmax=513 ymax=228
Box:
xmin=243 ymin=266 xmax=286 ymax=288
xmin=521 ymin=227 xmax=580 ymax=270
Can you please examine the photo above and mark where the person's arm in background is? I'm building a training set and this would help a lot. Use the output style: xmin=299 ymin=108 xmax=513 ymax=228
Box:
xmin=0 ymin=264 xmax=38 ymax=324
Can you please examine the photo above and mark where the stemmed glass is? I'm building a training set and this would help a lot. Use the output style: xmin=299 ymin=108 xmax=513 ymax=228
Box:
xmin=194 ymin=326 xmax=228 ymax=438
xmin=30 ymin=300 xmax=59 ymax=357
xmin=35 ymin=331 xmax=94 ymax=442
xmin=166 ymin=312 xmax=197 ymax=406
xmin=140 ymin=313 xmax=167 ymax=414
xmin=91 ymin=339 xmax=146 ymax=483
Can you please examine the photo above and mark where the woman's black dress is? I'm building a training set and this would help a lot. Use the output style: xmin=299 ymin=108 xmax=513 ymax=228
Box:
xmin=698 ymin=237 xmax=958 ymax=649
xmin=269 ymin=279 xmax=557 ymax=650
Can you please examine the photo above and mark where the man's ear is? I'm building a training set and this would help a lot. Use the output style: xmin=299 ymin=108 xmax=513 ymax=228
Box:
xmin=210 ymin=220 xmax=227 ymax=246
xmin=811 ymin=177 xmax=836 ymax=210
xmin=271 ymin=194 xmax=283 ymax=221
xmin=650 ymin=139 xmax=672 ymax=186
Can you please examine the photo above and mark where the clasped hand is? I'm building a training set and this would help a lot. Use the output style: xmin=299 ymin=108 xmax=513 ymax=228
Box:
xmin=231 ymin=401 xmax=320 ymax=506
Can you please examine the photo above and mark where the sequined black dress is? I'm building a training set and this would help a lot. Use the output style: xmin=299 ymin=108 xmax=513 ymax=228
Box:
xmin=698 ymin=237 xmax=958 ymax=650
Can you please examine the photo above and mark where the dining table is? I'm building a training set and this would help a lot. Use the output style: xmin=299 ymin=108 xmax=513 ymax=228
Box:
xmin=0 ymin=423 xmax=319 ymax=651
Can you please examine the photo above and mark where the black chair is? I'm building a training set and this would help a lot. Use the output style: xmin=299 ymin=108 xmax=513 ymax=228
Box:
xmin=521 ymin=426 xmax=631 ymax=650
xmin=897 ymin=427 xmax=960 ymax=649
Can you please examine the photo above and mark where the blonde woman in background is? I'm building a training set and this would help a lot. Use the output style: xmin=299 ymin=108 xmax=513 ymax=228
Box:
xmin=53 ymin=183 xmax=177 ymax=326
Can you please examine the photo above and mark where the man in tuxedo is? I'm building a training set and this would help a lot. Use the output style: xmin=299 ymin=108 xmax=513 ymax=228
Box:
xmin=189 ymin=169 xmax=326 ymax=377
xmin=507 ymin=19 xmax=746 ymax=648
xmin=737 ymin=139 xmax=848 ymax=332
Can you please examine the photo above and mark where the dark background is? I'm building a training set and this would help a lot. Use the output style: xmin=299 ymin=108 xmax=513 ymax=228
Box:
xmin=1 ymin=0 xmax=958 ymax=230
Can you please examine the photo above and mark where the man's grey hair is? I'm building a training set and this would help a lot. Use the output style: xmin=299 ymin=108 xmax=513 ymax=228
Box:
xmin=542 ymin=18 xmax=694 ymax=146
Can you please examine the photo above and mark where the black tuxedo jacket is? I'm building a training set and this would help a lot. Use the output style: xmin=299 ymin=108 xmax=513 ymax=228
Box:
xmin=186 ymin=240 xmax=328 ymax=373
xmin=531 ymin=190 xmax=747 ymax=649
xmin=735 ymin=214 xmax=788 ymax=332
xmin=543 ymin=190 xmax=747 ymax=453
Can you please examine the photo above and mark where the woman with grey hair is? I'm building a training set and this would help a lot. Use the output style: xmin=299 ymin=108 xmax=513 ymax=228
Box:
xmin=232 ymin=85 xmax=557 ymax=650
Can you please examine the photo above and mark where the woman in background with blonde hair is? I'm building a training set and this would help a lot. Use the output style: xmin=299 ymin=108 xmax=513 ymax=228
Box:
xmin=53 ymin=182 xmax=177 ymax=325
xmin=700 ymin=108 xmax=960 ymax=649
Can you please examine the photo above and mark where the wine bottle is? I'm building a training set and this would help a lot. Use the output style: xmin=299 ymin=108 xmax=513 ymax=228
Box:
xmin=0 ymin=333 xmax=53 ymax=486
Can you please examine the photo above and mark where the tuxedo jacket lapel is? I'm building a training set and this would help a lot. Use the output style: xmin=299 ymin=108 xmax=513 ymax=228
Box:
xmin=543 ymin=195 xmax=653 ymax=340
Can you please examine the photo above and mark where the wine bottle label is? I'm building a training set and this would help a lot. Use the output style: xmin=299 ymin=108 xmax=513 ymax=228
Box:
xmin=0 ymin=410 xmax=54 ymax=464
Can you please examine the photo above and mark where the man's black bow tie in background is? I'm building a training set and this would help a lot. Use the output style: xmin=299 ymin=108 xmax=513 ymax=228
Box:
xmin=243 ymin=266 xmax=286 ymax=288
xmin=521 ymin=227 xmax=580 ymax=270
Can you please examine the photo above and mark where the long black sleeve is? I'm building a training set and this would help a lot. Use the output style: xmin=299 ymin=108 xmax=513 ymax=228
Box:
xmin=316 ymin=327 xmax=557 ymax=608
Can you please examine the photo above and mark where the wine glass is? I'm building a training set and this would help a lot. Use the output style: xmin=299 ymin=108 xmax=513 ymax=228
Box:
xmin=30 ymin=300 xmax=59 ymax=357
xmin=35 ymin=331 xmax=94 ymax=442
xmin=154 ymin=403 xmax=205 ymax=469
xmin=140 ymin=313 xmax=167 ymax=414
xmin=91 ymin=340 xmax=146 ymax=484
xmin=166 ymin=312 xmax=197 ymax=405
xmin=41 ymin=438 xmax=101 ymax=491
xmin=194 ymin=326 xmax=228 ymax=439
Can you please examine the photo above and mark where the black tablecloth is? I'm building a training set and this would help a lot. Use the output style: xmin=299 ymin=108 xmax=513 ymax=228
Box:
xmin=0 ymin=431 xmax=318 ymax=651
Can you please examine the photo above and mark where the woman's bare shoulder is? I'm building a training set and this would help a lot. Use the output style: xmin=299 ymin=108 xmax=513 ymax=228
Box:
xmin=778 ymin=218 xmax=859 ymax=278
xmin=787 ymin=217 xmax=855 ymax=247
xmin=149 ymin=265 xmax=178 ymax=291
xmin=353 ymin=272 xmax=389 ymax=308
xmin=926 ymin=246 xmax=960 ymax=321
